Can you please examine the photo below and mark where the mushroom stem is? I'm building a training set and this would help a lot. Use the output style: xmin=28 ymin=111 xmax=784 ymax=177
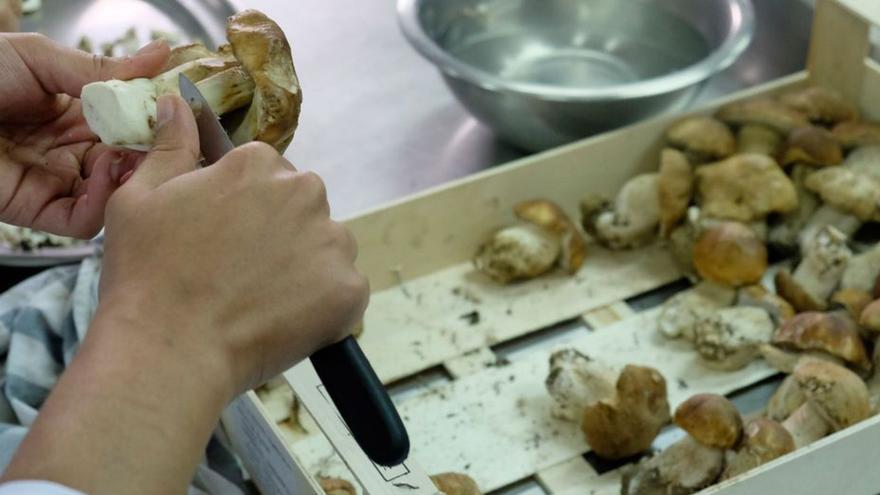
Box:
xmin=799 ymin=206 xmax=862 ymax=253
xmin=781 ymin=401 xmax=830 ymax=449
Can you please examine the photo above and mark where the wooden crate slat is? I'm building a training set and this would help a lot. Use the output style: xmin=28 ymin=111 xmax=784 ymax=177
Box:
xmin=360 ymin=244 xmax=682 ymax=383
xmin=808 ymin=0 xmax=870 ymax=101
xmin=293 ymin=308 xmax=777 ymax=492
xmin=444 ymin=347 xmax=499 ymax=379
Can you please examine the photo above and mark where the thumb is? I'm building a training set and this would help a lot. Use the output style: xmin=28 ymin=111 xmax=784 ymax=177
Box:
xmin=6 ymin=34 xmax=169 ymax=97
xmin=129 ymin=95 xmax=201 ymax=189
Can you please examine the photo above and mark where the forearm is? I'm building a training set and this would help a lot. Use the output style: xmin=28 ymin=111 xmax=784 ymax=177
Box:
xmin=1 ymin=306 xmax=234 ymax=495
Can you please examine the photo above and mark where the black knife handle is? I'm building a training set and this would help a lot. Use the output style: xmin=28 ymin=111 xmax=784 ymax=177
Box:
xmin=310 ymin=336 xmax=410 ymax=466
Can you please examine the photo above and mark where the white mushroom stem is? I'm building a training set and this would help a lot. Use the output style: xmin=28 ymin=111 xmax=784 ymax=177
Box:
xmin=841 ymin=244 xmax=880 ymax=292
xmin=545 ymin=349 xmax=617 ymax=421
xmin=768 ymin=165 xmax=819 ymax=252
xmin=791 ymin=225 xmax=852 ymax=304
xmin=582 ymin=174 xmax=660 ymax=250
xmin=759 ymin=344 xmax=843 ymax=374
xmin=693 ymin=307 xmax=774 ymax=371
xmin=781 ymin=401 xmax=830 ymax=449
xmin=799 ymin=205 xmax=862 ymax=253
xmin=82 ymin=63 xmax=254 ymax=150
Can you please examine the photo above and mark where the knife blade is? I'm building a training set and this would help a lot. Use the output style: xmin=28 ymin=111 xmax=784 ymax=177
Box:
xmin=178 ymin=74 xmax=410 ymax=466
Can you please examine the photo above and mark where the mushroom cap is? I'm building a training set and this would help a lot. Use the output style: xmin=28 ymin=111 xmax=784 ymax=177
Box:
xmin=666 ymin=117 xmax=735 ymax=161
xmin=696 ymin=153 xmax=798 ymax=222
xmin=859 ymin=298 xmax=880 ymax=333
xmin=780 ymin=86 xmax=859 ymax=125
xmin=804 ymin=166 xmax=880 ymax=221
xmin=774 ymin=269 xmax=826 ymax=312
xmin=791 ymin=359 xmax=870 ymax=431
xmin=716 ymin=99 xmax=810 ymax=134
xmin=842 ymin=145 xmax=880 ymax=180
xmin=737 ymin=124 xmax=782 ymax=156
xmin=830 ymin=289 xmax=873 ymax=321
xmin=474 ymin=224 xmax=560 ymax=284
xmin=226 ymin=10 xmax=302 ymax=151
xmin=780 ymin=126 xmax=844 ymax=167
xmin=515 ymin=199 xmax=586 ymax=273
xmin=737 ymin=284 xmax=796 ymax=325
xmin=674 ymin=393 xmax=743 ymax=449
xmin=760 ymin=343 xmax=845 ymax=375
xmin=772 ymin=312 xmax=870 ymax=371
xmin=832 ymin=121 xmax=880 ymax=149
xmin=721 ymin=418 xmax=795 ymax=480
xmin=658 ymin=148 xmax=694 ymax=237
xmin=581 ymin=364 xmax=670 ymax=460
xmin=318 ymin=477 xmax=356 ymax=495
xmin=693 ymin=222 xmax=767 ymax=287
xmin=430 ymin=473 xmax=482 ymax=495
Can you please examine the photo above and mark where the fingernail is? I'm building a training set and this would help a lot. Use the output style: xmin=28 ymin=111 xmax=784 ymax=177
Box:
xmin=134 ymin=39 xmax=165 ymax=57
xmin=156 ymin=96 xmax=175 ymax=128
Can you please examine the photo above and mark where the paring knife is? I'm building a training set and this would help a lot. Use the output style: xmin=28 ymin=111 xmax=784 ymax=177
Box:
xmin=178 ymin=74 xmax=410 ymax=467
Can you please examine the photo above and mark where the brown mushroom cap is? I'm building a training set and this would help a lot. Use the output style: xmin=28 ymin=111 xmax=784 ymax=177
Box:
xmin=226 ymin=10 xmax=302 ymax=152
xmin=737 ymin=124 xmax=783 ymax=156
xmin=318 ymin=477 xmax=356 ymax=495
xmin=666 ymin=117 xmax=735 ymax=161
xmin=693 ymin=222 xmax=767 ymax=287
xmin=774 ymin=269 xmax=827 ymax=312
xmin=780 ymin=126 xmax=844 ymax=167
xmin=738 ymin=284 xmax=796 ymax=325
xmin=430 ymin=473 xmax=482 ymax=495
xmin=780 ymin=86 xmax=858 ymax=125
xmin=162 ymin=42 xmax=219 ymax=71
xmin=515 ymin=199 xmax=586 ymax=273
xmin=581 ymin=364 xmax=671 ymax=460
xmin=830 ymin=289 xmax=873 ymax=322
xmin=792 ymin=359 xmax=870 ymax=431
xmin=715 ymin=99 xmax=810 ymax=134
xmin=721 ymin=418 xmax=795 ymax=480
xmin=832 ymin=121 xmax=880 ymax=150
xmin=658 ymin=148 xmax=694 ymax=237
xmin=772 ymin=312 xmax=870 ymax=371
xmin=674 ymin=393 xmax=743 ymax=449
xmin=859 ymin=298 xmax=880 ymax=333
xmin=696 ymin=153 xmax=798 ymax=222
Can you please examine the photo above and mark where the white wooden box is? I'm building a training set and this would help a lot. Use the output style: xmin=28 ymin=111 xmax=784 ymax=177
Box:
xmin=222 ymin=1 xmax=880 ymax=494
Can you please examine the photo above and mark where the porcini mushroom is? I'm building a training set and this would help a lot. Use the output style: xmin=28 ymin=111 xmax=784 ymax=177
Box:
xmin=767 ymin=165 xmax=820 ymax=254
xmin=674 ymin=394 xmax=743 ymax=449
xmin=715 ymin=99 xmax=810 ymax=134
xmin=162 ymin=42 xmax=218 ymax=71
xmin=798 ymin=205 xmax=862 ymax=253
xmin=769 ymin=359 xmax=870 ymax=448
xmin=780 ymin=126 xmax=844 ymax=167
xmin=83 ymin=10 xmax=302 ymax=151
xmin=658 ymin=148 xmax=694 ymax=237
xmin=544 ymin=349 xmax=617 ymax=422
xmin=581 ymin=365 xmax=670 ymax=460
xmin=721 ymin=418 xmax=795 ymax=480
xmin=430 ymin=473 xmax=482 ymax=495
xmin=581 ymin=174 xmax=660 ymax=250
xmin=830 ymin=288 xmax=873 ymax=322
xmin=775 ymin=225 xmax=851 ymax=312
xmin=769 ymin=311 xmax=870 ymax=373
xmin=665 ymin=116 xmax=735 ymax=162
xmin=620 ymin=436 xmax=724 ymax=495
xmin=804 ymin=167 xmax=880 ymax=221
xmin=693 ymin=307 xmax=775 ymax=371
xmin=737 ymin=284 xmax=796 ymax=325
xmin=832 ymin=121 xmax=880 ymax=149
xmin=842 ymin=144 xmax=880 ymax=178
xmin=695 ymin=154 xmax=798 ymax=222
xmin=475 ymin=199 xmax=585 ymax=284
xmin=692 ymin=222 xmax=768 ymax=287
xmin=737 ymin=124 xmax=782 ymax=156
xmin=657 ymin=281 xmax=736 ymax=340
xmin=780 ymin=86 xmax=858 ymax=125
xmin=841 ymin=243 xmax=880 ymax=292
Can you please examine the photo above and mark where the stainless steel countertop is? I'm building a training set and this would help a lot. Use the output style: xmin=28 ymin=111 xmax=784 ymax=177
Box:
xmin=236 ymin=0 xmax=813 ymax=218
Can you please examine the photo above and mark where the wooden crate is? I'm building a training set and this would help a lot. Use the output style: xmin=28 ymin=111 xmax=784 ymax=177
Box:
xmin=223 ymin=1 xmax=880 ymax=494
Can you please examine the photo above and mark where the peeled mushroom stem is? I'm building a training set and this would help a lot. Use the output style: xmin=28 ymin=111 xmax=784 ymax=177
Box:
xmin=544 ymin=349 xmax=617 ymax=422
xmin=581 ymin=173 xmax=660 ymax=250
xmin=775 ymin=225 xmax=851 ymax=312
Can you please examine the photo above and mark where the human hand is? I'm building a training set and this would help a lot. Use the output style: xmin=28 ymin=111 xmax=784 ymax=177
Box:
xmin=97 ymin=95 xmax=369 ymax=395
xmin=0 ymin=34 xmax=168 ymax=238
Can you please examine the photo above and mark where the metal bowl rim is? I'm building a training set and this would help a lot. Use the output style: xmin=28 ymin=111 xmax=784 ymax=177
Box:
xmin=397 ymin=0 xmax=755 ymax=101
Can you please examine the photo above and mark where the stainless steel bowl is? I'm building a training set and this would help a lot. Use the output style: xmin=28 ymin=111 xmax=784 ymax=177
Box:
xmin=398 ymin=0 xmax=755 ymax=151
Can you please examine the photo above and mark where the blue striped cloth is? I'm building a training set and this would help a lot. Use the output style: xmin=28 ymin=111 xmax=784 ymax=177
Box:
xmin=0 ymin=256 xmax=246 ymax=494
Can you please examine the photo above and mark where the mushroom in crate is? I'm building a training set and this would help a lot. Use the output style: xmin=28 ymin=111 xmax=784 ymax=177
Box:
xmin=759 ymin=311 xmax=869 ymax=374
xmin=474 ymin=200 xmax=586 ymax=284
xmin=81 ymin=10 xmax=302 ymax=152
xmin=621 ymin=394 xmax=742 ymax=495
xmin=581 ymin=174 xmax=661 ymax=250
